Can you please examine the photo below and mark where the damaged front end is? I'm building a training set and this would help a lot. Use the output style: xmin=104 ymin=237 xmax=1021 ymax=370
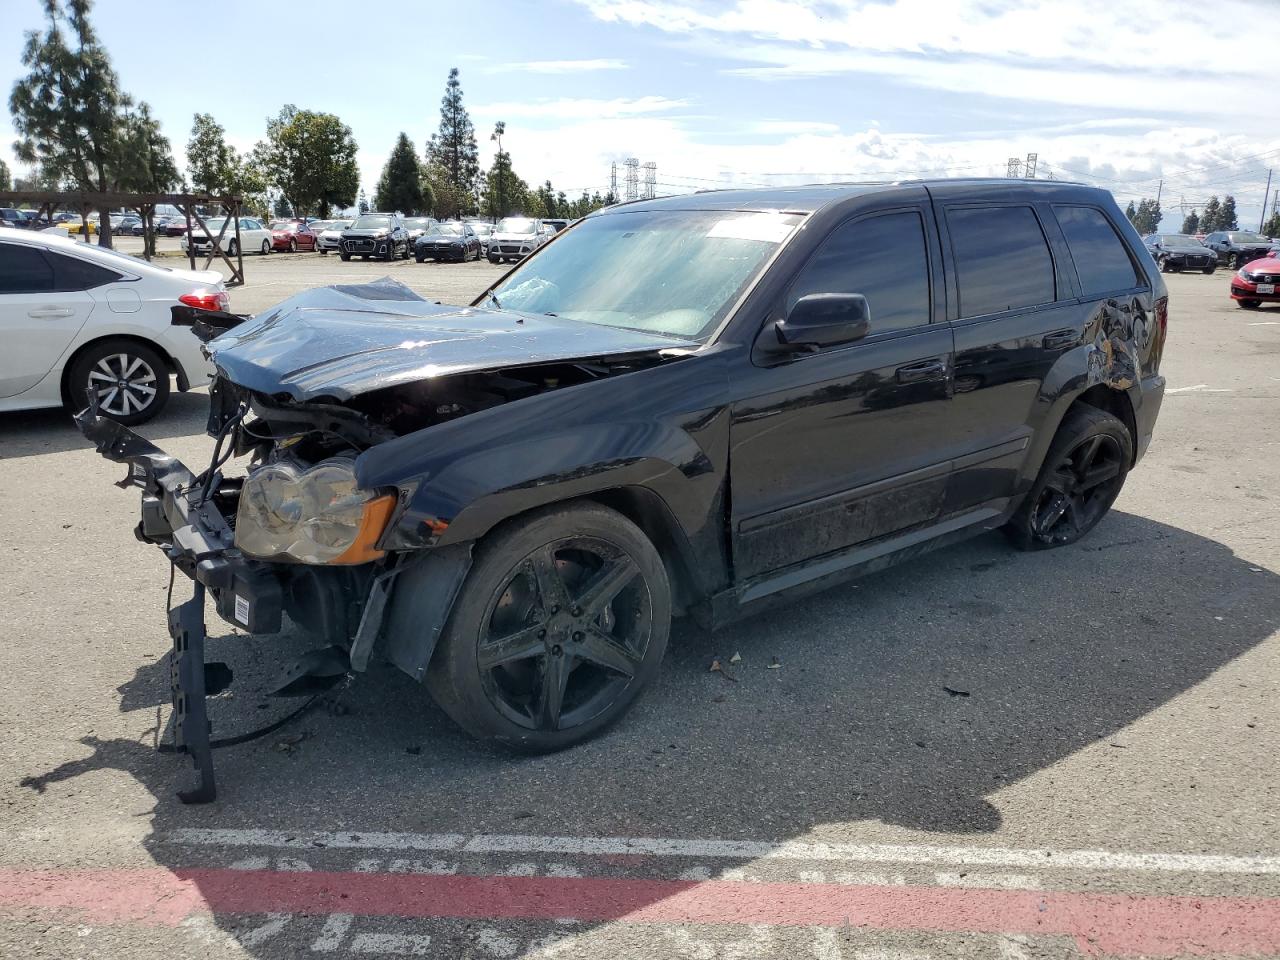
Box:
xmin=78 ymin=279 xmax=690 ymax=802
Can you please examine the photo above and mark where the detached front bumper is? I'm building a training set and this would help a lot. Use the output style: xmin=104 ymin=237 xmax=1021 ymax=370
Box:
xmin=76 ymin=411 xmax=284 ymax=634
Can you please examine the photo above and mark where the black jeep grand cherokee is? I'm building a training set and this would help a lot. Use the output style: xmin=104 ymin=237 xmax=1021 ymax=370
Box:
xmin=81 ymin=180 xmax=1166 ymax=800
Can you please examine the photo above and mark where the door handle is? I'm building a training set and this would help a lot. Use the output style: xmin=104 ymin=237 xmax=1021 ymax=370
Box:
xmin=895 ymin=359 xmax=947 ymax=383
xmin=1042 ymin=329 xmax=1078 ymax=350
xmin=28 ymin=307 xmax=75 ymax=319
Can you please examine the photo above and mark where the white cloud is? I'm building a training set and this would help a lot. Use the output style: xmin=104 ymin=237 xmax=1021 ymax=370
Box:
xmin=750 ymin=119 xmax=840 ymax=134
xmin=471 ymin=96 xmax=688 ymax=120
xmin=501 ymin=58 xmax=629 ymax=73
xmin=573 ymin=0 xmax=1263 ymax=121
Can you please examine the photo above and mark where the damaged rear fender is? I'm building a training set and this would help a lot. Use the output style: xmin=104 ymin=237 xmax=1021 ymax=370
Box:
xmin=1019 ymin=307 xmax=1154 ymax=491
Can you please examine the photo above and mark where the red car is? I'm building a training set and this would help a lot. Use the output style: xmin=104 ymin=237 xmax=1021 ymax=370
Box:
xmin=269 ymin=220 xmax=317 ymax=252
xmin=1231 ymin=255 xmax=1280 ymax=309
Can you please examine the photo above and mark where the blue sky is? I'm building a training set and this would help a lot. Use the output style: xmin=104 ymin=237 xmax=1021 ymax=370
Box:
xmin=4 ymin=0 xmax=1279 ymax=226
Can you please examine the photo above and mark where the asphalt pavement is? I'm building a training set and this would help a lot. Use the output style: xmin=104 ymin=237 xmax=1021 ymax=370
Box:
xmin=1 ymin=259 xmax=1277 ymax=959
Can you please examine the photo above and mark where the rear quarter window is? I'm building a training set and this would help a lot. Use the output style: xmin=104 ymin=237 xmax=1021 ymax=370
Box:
xmin=1053 ymin=205 xmax=1141 ymax=296
xmin=945 ymin=205 xmax=1056 ymax=318
xmin=0 ymin=243 xmax=54 ymax=292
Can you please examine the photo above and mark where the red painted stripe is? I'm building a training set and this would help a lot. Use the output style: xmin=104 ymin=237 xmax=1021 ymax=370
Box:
xmin=2 ymin=867 xmax=1278 ymax=957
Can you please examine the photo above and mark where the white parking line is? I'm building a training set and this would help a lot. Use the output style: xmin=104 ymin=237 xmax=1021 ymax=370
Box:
xmin=162 ymin=828 xmax=1280 ymax=875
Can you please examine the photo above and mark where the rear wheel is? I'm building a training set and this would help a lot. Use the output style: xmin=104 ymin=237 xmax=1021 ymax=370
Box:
xmin=425 ymin=503 xmax=671 ymax=752
xmin=69 ymin=339 xmax=171 ymax=425
xmin=1004 ymin=405 xmax=1131 ymax=550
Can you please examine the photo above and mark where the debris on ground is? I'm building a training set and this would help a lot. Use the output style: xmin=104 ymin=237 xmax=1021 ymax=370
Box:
xmin=710 ymin=658 xmax=738 ymax=682
xmin=767 ymin=656 xmax=782 ymax=669
xmin=275 ymin=732 xmax=309 ymax=753
xmin=942 ymin=685 xmax=971 ymax=697
xmin=729 ymin=652 xmax=742 ymax=664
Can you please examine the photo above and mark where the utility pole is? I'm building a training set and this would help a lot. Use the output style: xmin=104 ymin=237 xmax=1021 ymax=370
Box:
xmin=1260 ymin=168 xmax=1273 ymax=231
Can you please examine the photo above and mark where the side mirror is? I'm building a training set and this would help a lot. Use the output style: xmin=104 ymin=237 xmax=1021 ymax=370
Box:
xmin=769 ymin=293 xmax=871 ymax=353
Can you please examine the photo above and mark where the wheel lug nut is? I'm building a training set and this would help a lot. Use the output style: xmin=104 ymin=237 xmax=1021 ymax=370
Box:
xmin=572 ymin=631 xmax=583 ymax=641
xmin=551 ymin=644 xmax=563 ymax=656
xmin=537 ymin=629 xmax=546 ymax=639
xmin=571 ymin=607 xmax=582 ymax=617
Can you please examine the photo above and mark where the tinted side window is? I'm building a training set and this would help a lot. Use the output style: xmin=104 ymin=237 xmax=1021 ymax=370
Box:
xmin=1053 ymin=205 xmax=1140 ymax=295
xmin=47 ymin=252 xmax=121 ymax=291
xmin=0 ymin=243 xmax=54 ymax=293
xmin=788 ymin=210 xmax=931 ymax=334
xmin=946 ymin=205 xmax=1055 ymax=318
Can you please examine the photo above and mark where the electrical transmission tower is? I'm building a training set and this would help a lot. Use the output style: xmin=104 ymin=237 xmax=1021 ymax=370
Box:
xmin=642 ymin=162 xmax=656 ymax=199
xmin=1006 ymin=157 xmax=1023 ymax=178
xmin=609 ymin=162 xmax=617 ymax=201
xmin=1024 ymin=153 xmax=1038 ymax=179
xmin=623 ymin=158 xmax=640 ymax=201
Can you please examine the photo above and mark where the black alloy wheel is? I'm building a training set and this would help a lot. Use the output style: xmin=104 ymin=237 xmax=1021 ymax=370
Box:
xmin=1005 ymin=405 xmax=1131 ymax=550
xmin=426 ymin=504 xmax=671 ymax=751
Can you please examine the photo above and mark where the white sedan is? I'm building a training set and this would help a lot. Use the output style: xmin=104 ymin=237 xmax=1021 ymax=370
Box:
xmin=181 ymin=216 xmax=274 ymax=257
xmin=0 ymin=230 xmax=225 ymax=424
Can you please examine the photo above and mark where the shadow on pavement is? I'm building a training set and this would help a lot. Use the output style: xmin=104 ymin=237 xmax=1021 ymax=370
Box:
xmin=0 ymin=390 xmax=209 ymax=460
xmin=15 ymin=510 xmax=1280 ymax=955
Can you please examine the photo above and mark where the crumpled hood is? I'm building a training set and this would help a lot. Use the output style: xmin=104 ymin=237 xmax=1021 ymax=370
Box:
xmin=207 ymin=278 xmax=691 ymax=401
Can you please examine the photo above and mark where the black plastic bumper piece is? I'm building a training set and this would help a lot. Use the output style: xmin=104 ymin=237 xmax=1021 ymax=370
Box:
xmin=75 ymin=410 xmax=286 ymax=803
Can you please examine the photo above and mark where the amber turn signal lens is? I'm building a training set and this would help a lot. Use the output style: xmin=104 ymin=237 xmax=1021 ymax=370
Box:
xmin=328 ymin=495 xmax=396 ymax=565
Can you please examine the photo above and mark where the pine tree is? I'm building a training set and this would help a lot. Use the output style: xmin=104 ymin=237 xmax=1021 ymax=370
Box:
xmin=358 ymin=189 xmax=369 ymax=214
xmin=120 ymin=103 xmax=179 ymax=191
xmin=481 ymin=121 xmax=528 ymax=219
xmin=1132 ymin=198 xmax=1162 ymax=235
xmin=374 ymin=133 xmax=424 ymax=214
xmin=1124 ymin=200 xmax=1137 ymax=225
xmin=0 ymin=158 xmax=9 ymax=190
xmin=187 ymin=113 xmax=237 ymax=193
xmin=9 ymin=0 xmax=167 ymax=246
xmin=1181 ymin=210 xmax=1200 ymax=234
xmin=424 ymin=68 xmax=480 ymax=218
xmin=1201 ymin=197 xmax=1222 ymax=232
xmin=1220 ymin=195 xmax=1238 ymax=231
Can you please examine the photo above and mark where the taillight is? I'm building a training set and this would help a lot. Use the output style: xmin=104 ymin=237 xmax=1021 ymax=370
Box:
xmin=179 ymin=291 xmax=230 ymax=312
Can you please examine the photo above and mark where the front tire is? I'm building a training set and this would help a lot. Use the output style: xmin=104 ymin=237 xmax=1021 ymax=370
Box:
xmin=425 ymin=503 xmax=671 ymax=752
xmin=1238 ymin=299 xmax=1262 ymax=309
xmin=1202 ymin=265 xmax=1215 ymax=274
xmin=261 ymin=239 xmax=271 ymax=255
xmin=1004 ymin=405 xmax=1131 ymax=550
xmin=339 ymin=251 xmax=350 ymax=261
xmin=69 ymin=339 xmax=171 ymax=425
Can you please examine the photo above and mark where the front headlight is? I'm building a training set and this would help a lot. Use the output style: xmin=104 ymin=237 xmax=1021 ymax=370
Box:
xmin=235 ymin=458 xmax=394 ymax=564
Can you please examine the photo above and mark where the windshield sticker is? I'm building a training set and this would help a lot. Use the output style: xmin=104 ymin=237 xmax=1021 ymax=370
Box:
xmin=706 ymin=213 xmax=794 ymax=244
